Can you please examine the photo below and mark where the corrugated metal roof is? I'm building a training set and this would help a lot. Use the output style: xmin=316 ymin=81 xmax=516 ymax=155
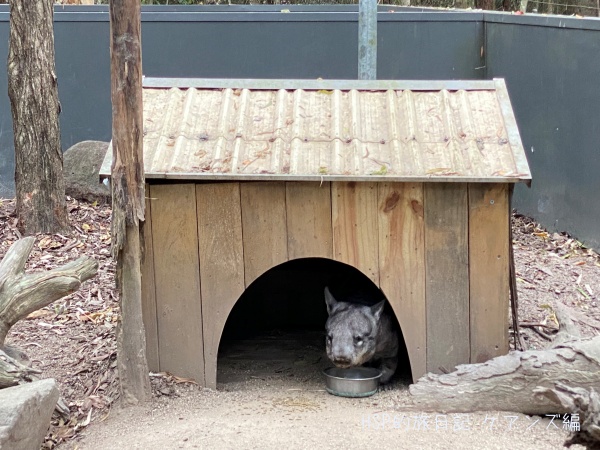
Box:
xmin=100 ymin=78 xmax=531 ymax=183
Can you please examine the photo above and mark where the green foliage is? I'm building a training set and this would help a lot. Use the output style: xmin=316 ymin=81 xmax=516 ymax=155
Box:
xmin=370 ymin=165 xmax=388 ymax=176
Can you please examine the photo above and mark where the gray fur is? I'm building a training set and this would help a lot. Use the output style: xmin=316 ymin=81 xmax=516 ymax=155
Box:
xmin=324 ymin=287 xmax=399 ymax=384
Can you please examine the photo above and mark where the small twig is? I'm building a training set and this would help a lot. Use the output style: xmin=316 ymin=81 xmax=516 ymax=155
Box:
xmin=526 ymin=325 xmax=553 ymax=341
xmin=509 ymin=199 xmax=524 ymax=351
xmin=517 ymin=276 xmax=536 ymax=285
xmin=21 ymin=342 xmax=43 ymax=348
xmin=520 ymin=322 xmax=559 ymax=331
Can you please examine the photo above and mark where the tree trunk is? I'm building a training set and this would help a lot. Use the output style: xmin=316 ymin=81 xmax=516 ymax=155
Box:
xmin=475 ymin=0 xmax=495 ymax=10
xmin=109 ymin=0 xmax=151 ymax=405
xmin=115 ymin=224 xmax=151 ymax=405
xmin=7 ymin=0 xmax=69 ymax=235
xmin=455 ymin=0 xmax=476 ymax=8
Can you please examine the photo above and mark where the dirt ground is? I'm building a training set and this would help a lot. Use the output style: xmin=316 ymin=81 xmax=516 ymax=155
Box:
xmin=1 ymin=197 xmax=598 ymax=449
xmin=69 ymin=333 xmax=580 ymax=450
xmin=73 ymin=386 xmax=576 ymax=450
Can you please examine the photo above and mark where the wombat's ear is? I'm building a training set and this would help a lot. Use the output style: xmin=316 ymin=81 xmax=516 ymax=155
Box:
xmin=324 ymin=287 xmax=339 ymax=315
xmin=371 ymin=300 xmax=385 ymax=321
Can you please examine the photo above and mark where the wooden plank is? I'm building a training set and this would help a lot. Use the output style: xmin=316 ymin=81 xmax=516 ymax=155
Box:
xmin=240 ymin=182 xmax=288 ymax=286
xmin=469 ymin=183 xmax=510 ymax=363
xmin=140 ymin=184 xmax=159 ymax=372
xmin=286 ymin=182 xmax=333 ymax=260
xmin=378 ymin=182 xmax=426 ymax=382
xmin=424 ymin=183 xmax=469 ymax=374
xmin=332 ymin=182 xmax=379 ymax=283
xmin=197 ymin=183 xmax=245 ymax=389
xmin=151 ymin=184 xmax=204 ymax=383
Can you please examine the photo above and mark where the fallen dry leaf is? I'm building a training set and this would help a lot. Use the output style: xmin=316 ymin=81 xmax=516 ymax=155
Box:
xmin=26 ymin=309 xmax=55 ymax=320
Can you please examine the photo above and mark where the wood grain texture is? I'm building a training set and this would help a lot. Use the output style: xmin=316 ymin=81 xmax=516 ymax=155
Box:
xmin=286 ymin=182 xmax=333 ymax=260
xmin=378 ymin=182 xmax=426 ymax=381
xmin=108 ymin=0 xmax=149 ymax=404
xmin=197 ymin=183 xmax=245 ymax=389
xmin=332 ymin=182 xmax=379 ymax=283
xmin=240 ymin=182 xmax=288 ymax=286
xmin=151 ymin=184 xmax=204 ymax=383
xmin=469 ymin=183 xmax=510 ymax=363
xmin=410 ymin=335 xmax=600 ymax=416
xmin=140 ymin=184 xmax=159 ymax=372
xmin=424 ymin=183 xmax=469 ymax=374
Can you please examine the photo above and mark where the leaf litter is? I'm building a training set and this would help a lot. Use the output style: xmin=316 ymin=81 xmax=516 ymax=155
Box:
xmin=511 ymin=213 xmax=600 ymax=349
xmin=0 ymin=198 xmax=186 ymax=449
xmin=0 ymin=199 xmax=599 ymax=448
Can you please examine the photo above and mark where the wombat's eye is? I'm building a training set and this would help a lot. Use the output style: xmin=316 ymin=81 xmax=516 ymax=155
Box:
xmin=326 ymin=335 xmax=332 ymax=343
xmin=354 ymin=336 xmax=363 ymax=345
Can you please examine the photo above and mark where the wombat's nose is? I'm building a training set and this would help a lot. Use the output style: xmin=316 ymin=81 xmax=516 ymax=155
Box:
xmin=333 ymin=357 xmax=351 ymax=366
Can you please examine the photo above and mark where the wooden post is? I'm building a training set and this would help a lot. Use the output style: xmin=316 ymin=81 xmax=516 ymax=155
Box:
xmin=109 ymin=0 xmax=150 ymax=404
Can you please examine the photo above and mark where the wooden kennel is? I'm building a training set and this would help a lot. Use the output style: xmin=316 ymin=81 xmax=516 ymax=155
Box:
xmin=101 ymin=78 xmax=531 ymax=388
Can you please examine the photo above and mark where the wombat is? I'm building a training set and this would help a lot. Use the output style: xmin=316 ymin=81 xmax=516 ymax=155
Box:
xmin=324 ymin=287 xmax=399 ymax=384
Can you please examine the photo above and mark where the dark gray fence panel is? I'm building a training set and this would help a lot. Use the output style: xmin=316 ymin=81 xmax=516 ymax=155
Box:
xmin=141 ymin=17 xmax=358 ymax=79
xmin=486 ymin=18 xmax=600 ymax=249
xmin=0 ymin=13 xmax=11 ymax=198
xmin=54 ymin=17 xmax=112 ymax=165
xmin=378 ymin=16 xmax=484 ymax=79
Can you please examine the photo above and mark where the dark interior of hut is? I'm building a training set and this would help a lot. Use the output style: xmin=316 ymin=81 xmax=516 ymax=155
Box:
xmin=217 ymin=258 xmax=412 ymax=388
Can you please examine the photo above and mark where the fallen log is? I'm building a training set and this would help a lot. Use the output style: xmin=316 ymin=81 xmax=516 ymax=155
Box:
xmin=0 ymin=236 xmax=98 ymax=347
xmin=409 ymin=305 xmax=600 ymax=416
xmin=409 ymin=335 xmax=600 ymax=415
xmin=0 ymin=345 xmax=70 ymax=416
xmin=536 ymin=384 xmax=600 ymax=449
xmin=0 ymin=236 xmax=98 ymax=388
xmin=0 ymin=347 xmax=41 ymax=388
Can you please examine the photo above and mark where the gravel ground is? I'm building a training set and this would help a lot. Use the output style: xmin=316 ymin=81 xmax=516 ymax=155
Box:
xmin=1 ymin=197 xmax=598 ymax=449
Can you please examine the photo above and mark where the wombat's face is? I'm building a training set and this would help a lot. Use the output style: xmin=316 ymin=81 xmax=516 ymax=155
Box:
xmin=326 ymin=307 xmax=378 ymax=367
xmin=324 ymin=287 xmax=384 ymax=368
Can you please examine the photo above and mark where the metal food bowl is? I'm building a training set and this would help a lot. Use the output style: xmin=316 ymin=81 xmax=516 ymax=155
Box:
xmin=323 ymin=367 xmax=382 ymax=398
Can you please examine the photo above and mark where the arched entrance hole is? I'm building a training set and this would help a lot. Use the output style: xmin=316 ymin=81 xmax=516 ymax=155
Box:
xmin=217 ymin=258 xmax=412 ymax=388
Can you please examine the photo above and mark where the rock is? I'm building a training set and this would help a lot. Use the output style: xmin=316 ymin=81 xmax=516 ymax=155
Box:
xmin=63 ymin=140 xmax=111 ymax=202
xmin=0 ymin=379 xmax=59 ymax=450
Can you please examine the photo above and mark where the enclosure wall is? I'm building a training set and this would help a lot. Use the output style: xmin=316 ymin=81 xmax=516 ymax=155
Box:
xmin=484 ymin=14 xmax=600 ymax=250
xmin=0 ymin=6 xmax=597 ymax=249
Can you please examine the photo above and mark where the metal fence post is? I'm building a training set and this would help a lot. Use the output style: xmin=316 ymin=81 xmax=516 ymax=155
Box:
xmin=358 ymin=0 xmax=377 ymax=80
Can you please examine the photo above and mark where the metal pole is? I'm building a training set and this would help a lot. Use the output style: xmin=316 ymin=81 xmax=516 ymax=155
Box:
xmin=358 ymin=0 xmax=377 ymax=80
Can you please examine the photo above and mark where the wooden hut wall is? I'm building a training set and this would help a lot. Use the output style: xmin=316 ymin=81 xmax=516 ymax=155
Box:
xmin=141 ymin=181 xmax=509 ymax=388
